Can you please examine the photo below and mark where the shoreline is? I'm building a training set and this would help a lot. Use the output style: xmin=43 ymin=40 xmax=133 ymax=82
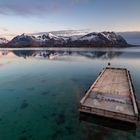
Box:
xmin=0 ymin=44 xmax=138 ymax=49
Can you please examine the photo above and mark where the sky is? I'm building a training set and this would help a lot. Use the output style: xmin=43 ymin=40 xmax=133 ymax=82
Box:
xmin=0 ymin=0 xmax=140 ymax=39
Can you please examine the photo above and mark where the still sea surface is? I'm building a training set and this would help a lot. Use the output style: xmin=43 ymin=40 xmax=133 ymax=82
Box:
xmin=0 ymin=47 xmax=140 ymax=140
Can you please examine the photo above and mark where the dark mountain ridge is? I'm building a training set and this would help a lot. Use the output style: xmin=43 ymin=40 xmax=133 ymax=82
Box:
xmin=1 ymin=31 xmax=129 ymax=47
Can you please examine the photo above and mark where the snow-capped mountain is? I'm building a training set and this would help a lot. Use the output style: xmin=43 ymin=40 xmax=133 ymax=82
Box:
xmin=8 ymin=32 xmax=128 ymax=47
xmin=100 ymin=32 xmax=127 ymax=44
xmin=78 ymin=32 xmax=127 ymax=45
xmin=8 ymin=33 xmax=40 ymax=46
xmin=0 ymin=38 xmax=9 ymax=44
xmin=9 ymin=33 xmax=66 ymax=46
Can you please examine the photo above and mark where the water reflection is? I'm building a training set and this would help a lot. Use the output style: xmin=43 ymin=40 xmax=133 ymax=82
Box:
xmin=0 ymin=49 xmax=122 ymax=60
xmin=79 ymin=113 xmax=138 ymax=140
xmin=79 ymin=113 xmax=137 ymax=132
xmin=0 ymin=48 xmax=140 ymax=140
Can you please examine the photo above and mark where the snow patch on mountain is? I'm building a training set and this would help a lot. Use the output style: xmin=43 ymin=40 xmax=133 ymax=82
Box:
xmin=47 ymin=33 xmax=60 ymax=40
xmin=37 ymin=34 xmax=49 ymax=41
xmin=0 ymin=38 xmax=9 ymax=44
xmin=79 ymin=33 xmax=98 ymax=41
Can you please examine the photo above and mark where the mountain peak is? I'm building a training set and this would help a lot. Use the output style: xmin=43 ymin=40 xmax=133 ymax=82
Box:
xmin=20 ymin=33 xmax=28 ymax=37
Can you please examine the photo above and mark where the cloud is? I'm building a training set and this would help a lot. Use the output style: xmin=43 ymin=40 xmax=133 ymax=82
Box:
xmin=0 ymin=0 xmax=88 ymax=16
xmin=0 ymin=27 xmax=8 ymax=32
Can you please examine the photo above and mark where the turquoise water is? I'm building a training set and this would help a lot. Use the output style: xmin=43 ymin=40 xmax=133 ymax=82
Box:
xmin=0 ymin=48 xmax=140 ymax=140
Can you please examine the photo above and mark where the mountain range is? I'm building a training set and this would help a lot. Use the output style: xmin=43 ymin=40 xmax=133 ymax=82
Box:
xmin=0 ymin=31 xmax=129 ymax=47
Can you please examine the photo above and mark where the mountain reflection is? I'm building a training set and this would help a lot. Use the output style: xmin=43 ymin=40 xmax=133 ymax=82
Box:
xmin=0 ymin=50 xmax=122 ymax=60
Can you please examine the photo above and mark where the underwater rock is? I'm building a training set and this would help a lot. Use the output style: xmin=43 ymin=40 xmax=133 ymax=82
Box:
xmin=28 ymin=135 xmax=32 ymax=139
xmin=20 ymin=100 xmax=29 ymax=109
xmin=43 ymin=115 xmax=47 ymax=119
xmin=41 ymin=91 xmax=49 ymax=96
xmin=65 ymin=126 xmax=74 ymax=135
xmin=19 ymin=135 xmax=28 ymax=140
xmin=27 ymin=87 xmax=35 ymax=91
xmin=51 ymin=130 xmax=62 ymax=139
xmin=41 ymin=79 xmax=47 ymax=83
xmin=56 ymin=113 xmax=65 ymax=125
xmin=21 ymin=130 xmax=27 ymax=134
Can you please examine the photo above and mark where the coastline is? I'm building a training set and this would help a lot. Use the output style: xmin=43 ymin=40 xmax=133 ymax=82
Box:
xmin=0 ymin=44 xmax=136 ymax=49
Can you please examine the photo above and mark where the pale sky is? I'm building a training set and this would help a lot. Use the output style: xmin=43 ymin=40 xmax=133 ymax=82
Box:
xmin=0 ymin=0 xmax=140 ymax=39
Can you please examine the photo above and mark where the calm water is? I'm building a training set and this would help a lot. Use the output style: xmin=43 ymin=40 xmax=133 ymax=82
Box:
xmin=0 ymin=47 xmax=140 ymax=140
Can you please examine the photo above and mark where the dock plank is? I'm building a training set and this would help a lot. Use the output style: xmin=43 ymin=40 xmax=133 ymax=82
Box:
xmin=79 ymin=67 xmax=139 ymax=124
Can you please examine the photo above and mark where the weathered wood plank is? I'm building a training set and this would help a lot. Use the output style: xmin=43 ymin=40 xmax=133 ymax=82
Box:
xmin=79 ymin=67 xmax=139 ymax=125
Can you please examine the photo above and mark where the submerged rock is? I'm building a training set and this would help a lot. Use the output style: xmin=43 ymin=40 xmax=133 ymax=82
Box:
xmin=27 ymin=87 xmax=35 ymax=91
xmin=41 ymin=91 xmax=49 ymax=96
xmin=20 ymin=100 xmax=29 ymax=109
xmin=56 ymin=113 xmax=65 ymax=125
xmin=19 ymin=135 xmax=28 ymax=140
xmin=43 ymin=115 xmax=47 ymax=119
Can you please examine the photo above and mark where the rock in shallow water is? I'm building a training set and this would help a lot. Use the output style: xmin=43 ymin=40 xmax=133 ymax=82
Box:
xmin=41 ymin=91 xmax=49 ymax=96
xmin=20 ymin=100 xmax=29 ymax=109
xmin=19 ymin=135 xmax=28 ymax=140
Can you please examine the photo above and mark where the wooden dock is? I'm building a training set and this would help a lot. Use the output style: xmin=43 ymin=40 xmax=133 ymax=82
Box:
xmin=79 ymin=67 xmax=139 ymax=125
